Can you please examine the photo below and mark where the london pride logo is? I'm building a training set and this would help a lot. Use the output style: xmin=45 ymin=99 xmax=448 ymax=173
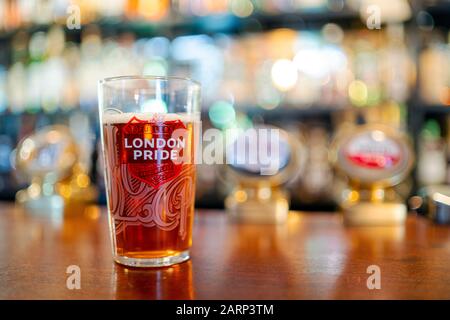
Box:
xmin=120 ymin=116 xmax=188 ymax=189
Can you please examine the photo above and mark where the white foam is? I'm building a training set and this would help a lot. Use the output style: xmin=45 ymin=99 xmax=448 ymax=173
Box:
xmin=102 ymin=112 xmax=199 ymax=124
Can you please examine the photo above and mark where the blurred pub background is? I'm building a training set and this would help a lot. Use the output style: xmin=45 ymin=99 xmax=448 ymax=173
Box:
xmin=0 ymin=0 xmax=449 ymax=211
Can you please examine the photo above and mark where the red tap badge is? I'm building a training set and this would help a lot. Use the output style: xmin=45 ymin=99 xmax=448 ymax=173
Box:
xmin=334 ymin=126 xmax=414 ymax=186
xmin=344 ymin=132 xmax=401 ymax=170
xmin=118 ymin=116 xmax=187 ymax=189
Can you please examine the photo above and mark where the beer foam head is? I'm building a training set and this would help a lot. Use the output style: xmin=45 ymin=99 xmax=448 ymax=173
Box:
xmin=102 ymin=112 xmax=198 ymax=124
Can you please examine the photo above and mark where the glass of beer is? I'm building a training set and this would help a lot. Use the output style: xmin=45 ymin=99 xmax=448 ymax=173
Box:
xmin=98 ymin=76 xmax=200 ymax=267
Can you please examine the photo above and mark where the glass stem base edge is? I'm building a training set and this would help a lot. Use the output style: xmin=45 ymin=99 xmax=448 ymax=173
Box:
xmin=113 ymin=250 xmax=190 ymax=267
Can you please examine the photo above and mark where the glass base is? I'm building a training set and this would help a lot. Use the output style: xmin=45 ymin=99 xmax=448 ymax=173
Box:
xmin=114 ymin=250 xmax=190 ymax=268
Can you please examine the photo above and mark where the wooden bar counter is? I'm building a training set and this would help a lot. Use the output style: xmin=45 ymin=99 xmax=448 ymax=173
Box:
xmin=0 ymin=201 xmax=450 ymax=299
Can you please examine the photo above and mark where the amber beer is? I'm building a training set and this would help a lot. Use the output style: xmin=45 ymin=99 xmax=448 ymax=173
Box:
xmin=102 ymin=112 xmax=197 ymax=265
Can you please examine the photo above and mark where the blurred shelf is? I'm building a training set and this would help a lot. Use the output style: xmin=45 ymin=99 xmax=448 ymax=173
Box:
xmin=0 ymin=110 xmax=92 ymax=127
xmin=0 ymin=105 xmax=348 ymax=119
xmin=0 ymin=10 xmax=362 ymax=41
xmin=245 ymin=105 xmax=346 ymax=120
xmin=6 ymin=2 xmax=450 ymax=40
xmin=411 ymin=104 xmax=450 ymax=113
xmin=425 ymin=1 xmax=450 ymax=28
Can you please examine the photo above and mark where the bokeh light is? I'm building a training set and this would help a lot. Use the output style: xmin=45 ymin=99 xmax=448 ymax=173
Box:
xmin=209 ymin=100 xmax=236 ymax=129
xmin=271 ymin=59 xmax=298 ymax=91
xmin=293 ymin=49 xmax=328 ymax=79
xmin=141 ymin=99 xmax=168 ymax=113
xmin=348 ymin=80 xmax=368 ymax=107
xmin=322 ymin=23 xmax=344 ymax=43
xmin=143 ymin=59 xmax=167 ymax=76
xmin=231 ymin=0 xmax=254 ymax=18
xmin=416 ymin=10 xmax=435 ymax=31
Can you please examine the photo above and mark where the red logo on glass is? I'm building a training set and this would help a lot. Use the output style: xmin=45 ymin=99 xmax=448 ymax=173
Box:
xmin=119 ymin=116 xmax=187 ymax=189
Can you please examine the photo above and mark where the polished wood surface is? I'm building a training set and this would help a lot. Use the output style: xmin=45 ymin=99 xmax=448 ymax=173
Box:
xmin=1 ymin=201 xmax=450 ymax=299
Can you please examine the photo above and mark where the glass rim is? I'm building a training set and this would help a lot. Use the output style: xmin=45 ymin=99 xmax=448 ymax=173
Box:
xmin=98 ymin=75 xmax=201 ymax=88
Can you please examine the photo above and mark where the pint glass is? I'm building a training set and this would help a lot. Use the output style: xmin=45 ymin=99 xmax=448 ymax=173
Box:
xmin=98 ymin=76 xmax=200 ymax=267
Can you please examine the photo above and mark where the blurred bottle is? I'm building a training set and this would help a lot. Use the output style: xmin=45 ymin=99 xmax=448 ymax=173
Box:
xmin=420 ymin=35 xmax=450 ymax=106
xmin=417 ymin=119 xmax=447 ymax=186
